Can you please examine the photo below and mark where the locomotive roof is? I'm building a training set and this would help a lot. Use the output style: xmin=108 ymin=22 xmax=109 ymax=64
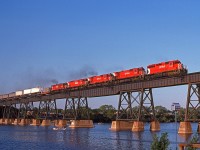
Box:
xmin=147 ymin=60 xmax=181 ymax=68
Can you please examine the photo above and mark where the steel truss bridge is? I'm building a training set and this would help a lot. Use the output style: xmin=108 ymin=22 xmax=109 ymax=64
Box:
xmin=1 ymin=72 xmax=200 ymax=122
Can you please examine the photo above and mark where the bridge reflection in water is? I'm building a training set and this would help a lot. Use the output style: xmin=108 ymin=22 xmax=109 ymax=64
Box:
xmin=0 ymin=123 xmax=198 ymax=150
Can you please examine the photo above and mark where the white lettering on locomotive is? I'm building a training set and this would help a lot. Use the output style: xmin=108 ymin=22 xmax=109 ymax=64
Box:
xmin=159 ymin=65 xmax=165 ymax=69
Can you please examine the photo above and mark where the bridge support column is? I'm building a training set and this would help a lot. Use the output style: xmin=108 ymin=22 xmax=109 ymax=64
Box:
xmin=178 ymin=84 xmax=200 ymax=134
xmin=13 ymin=118 xmax=21 ymax=125
xmin=4 ymin=118 xmax=14 ymax=125
xmin=17 ymin=102 xmax=34 ymax=125
xmin=19 ymin=119 xmax=30 ymax=126
xmin=65 ymin=97 xmax=93 ymax=128
xmin=38 ymin=99 xmax=58 ymax=127
xmin=41 ymin=119 xmax=51 ymax=126
xmin=133 ymin=88 xmax=158 ymax=132
xmin=31 ymin=119 xmax=41 ymax=126
xmin=69 ymin=120 xmax=93 ymax=128
xmin=55 ymin=120 xmax=67 ymax=128
xmin=132 ymin=121 xmax=144 ymax=132
xmin=110 ymin=120 xmax=133 ymax=131
xmin=0 ymin=118 xmax=5 ymax=124
xmin=111 ymin=91 xmax=139 ymax=131
xmin=1 ymin=104 xmax=17 ymax=125
xmin=2 ymin=105 xmax=12 ymax=124
xmin=150 ymin=120 xmax=160 ymax=131
xmin=178 ymin=122 xmax=192 ymax=134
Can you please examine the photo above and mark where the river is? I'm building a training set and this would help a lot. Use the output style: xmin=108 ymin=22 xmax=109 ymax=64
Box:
xmin=0 ymin=123 xmax=199 ymax=150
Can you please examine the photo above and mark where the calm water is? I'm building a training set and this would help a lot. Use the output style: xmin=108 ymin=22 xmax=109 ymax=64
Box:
xmin=0 ymin=123 xmax=199 ymax=150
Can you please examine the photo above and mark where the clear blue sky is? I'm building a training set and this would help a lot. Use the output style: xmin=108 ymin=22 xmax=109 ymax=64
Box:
xmin=0 ymin=0 xmax=200 ymax=109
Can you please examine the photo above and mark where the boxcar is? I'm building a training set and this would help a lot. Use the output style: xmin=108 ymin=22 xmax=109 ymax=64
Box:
xmin=2 ymin=94 xmax=9 ymax=99
xmin=24 ymin=89 xmax=32 ymax=94
xmin=8 ymin=92 xmax=16 ymax=97
xmin=30 ymin=87 xmax=43 ymax=94
xmin=16 ymin=91 xmax=23 ymax=96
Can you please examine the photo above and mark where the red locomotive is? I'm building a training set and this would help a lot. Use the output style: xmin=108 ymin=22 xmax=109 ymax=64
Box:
xmin=67 ymin=79 xmax=88 ymax=88
xmin=147 ymin=60 xmax=187 ymax=75
xmin=113 ymin=67 xmax=145 ymax=80
xmin=88 ymin=74 xmax=112 ymax=84
xmin=51 ymin=83 xmax=66 ymax=91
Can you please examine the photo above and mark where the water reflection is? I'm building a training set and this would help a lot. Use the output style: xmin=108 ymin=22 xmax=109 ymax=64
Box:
xmin=1 ymin=123 xmax=200 ymax=150
xmin=179 ymin=133 xmax=192 ymax=142
xmin=114 ymin=131 xmax=133 ymax=149
xmin=68 ymin=128 xmax=90 ymax=149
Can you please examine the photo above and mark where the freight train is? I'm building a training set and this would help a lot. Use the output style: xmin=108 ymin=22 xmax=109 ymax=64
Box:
xmin=0 ymin=60 xmax=187 ymax=99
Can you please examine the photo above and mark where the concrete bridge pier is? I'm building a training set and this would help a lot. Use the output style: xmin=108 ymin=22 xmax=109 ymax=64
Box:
xmin=69 ymin=120 xmax=93 ymax=128
xmin=41 ymin=119 xmax=51 ymax=126
xmin=132 ymin=121 xmax=144 ymax=132
xmin=55 ymin=119 xmax=67 ymax=128
xmin=4 ymin=118 xmax=14 ymax=125
xmin=13 ymin=118 xmax=21 ymax=125
xmin=150 ymin=120 xmax=160 ymax=131
xmin=0 ymin=118 xmax=5 ymax=124
xmin=19 ymin=119 xmax=30 ymax=126
xmin=178 ymin=121 xmax=192 ymax=134
xmin=31 ymin=119 xmax=41 ymax=126
xmin=110 ymin=120 xmax=133 ymax=131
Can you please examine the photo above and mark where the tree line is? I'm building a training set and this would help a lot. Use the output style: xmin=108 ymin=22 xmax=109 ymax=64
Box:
xmin=1 ymin=105 xmax=200 ymax=123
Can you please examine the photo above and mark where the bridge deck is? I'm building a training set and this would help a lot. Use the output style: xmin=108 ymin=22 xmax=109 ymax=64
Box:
xmin=1 ymin=72 xmax=200 ymax=105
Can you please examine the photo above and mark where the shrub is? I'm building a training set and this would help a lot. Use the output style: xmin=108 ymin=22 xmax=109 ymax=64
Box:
xmin=151 ymin=132 xmax=170 ymax=150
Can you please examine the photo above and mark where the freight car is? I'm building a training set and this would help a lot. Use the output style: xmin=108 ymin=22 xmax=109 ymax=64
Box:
xmin=23 ymin=87 xmax=43 ymax=95
xmin=0 ymin=87 xmax=43 ymax=99
xmin=0 ymin=94 xmax=9 ymax=99
xmin=16 ymin=91 xmax=23 ymax=96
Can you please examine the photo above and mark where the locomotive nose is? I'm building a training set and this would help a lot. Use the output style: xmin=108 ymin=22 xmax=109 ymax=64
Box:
xmin=147 ymin=68 xmax=150 ymax=74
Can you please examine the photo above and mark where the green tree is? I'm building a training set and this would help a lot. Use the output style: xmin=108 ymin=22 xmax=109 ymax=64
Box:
xmin=99 ymin=105 xmax=116 ymax=120
xmin=155 ymin=106 xmax=169 ymax=116
xmin=151 ymin=132 xmax=170 ymax=150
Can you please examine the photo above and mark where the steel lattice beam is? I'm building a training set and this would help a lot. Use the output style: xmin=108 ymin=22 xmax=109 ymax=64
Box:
xmin=117 ymin=91 xmax=140 ymax=120
xmin=63 ymin=97 xmax=89 ymax=120
xmin=185 ymin=84 xmax=200 ymax=121
xmin=38 ymin=100 xmax=57 ymax=120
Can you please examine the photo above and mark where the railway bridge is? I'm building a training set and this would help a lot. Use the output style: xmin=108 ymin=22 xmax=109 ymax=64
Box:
xmin=1 ymin=72 xmax=200 ymax=134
